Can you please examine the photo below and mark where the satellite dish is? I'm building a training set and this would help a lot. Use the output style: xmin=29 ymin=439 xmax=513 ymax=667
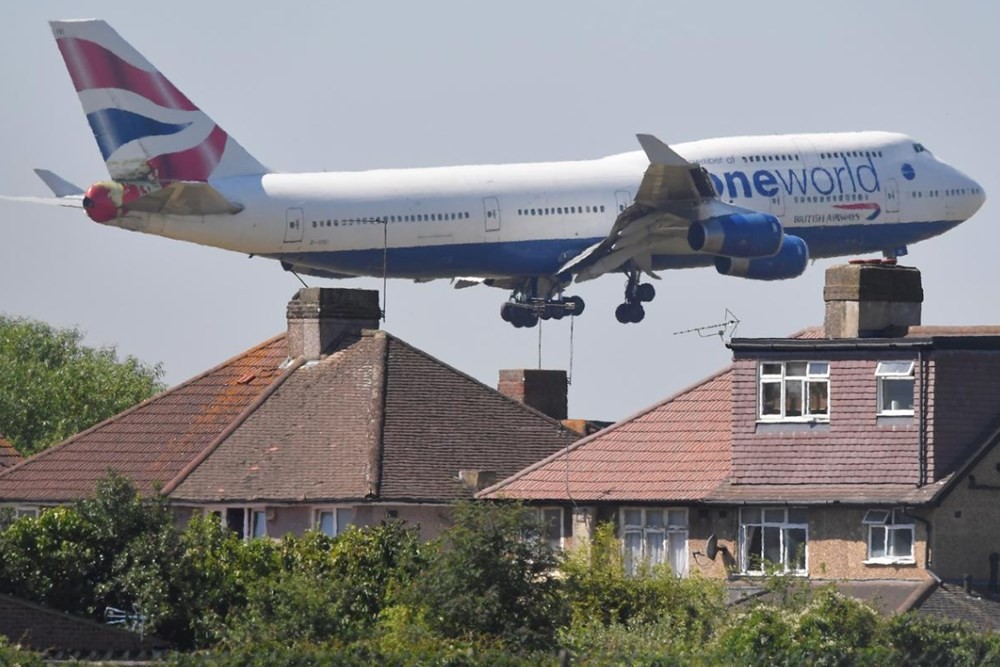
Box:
xmin=706 ymin=534 xmax=719 ymax=560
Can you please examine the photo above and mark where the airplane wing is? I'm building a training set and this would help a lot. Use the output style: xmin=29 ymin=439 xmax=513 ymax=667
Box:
xmin=558 ymin=134 xmax=757 ymax=282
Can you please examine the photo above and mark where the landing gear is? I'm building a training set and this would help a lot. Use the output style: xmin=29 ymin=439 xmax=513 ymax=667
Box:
xmin=615 ymin=271 xmax=655 ymax=325
xmin=499 ymin=278 xmax=585 ymax=328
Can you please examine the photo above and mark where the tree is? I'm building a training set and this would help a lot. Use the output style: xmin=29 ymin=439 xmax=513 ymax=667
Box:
xmin=0 ymin=315 xmax=164 ymax=454
xmin=412 ymin=501 xmax=566 ymax=652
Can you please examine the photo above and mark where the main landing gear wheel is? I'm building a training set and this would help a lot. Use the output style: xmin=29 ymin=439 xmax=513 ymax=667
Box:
xmin=615 ymin=271 xmax=654 ymax=325
xmin=499 ymin=295 xmax=585 ymax=329
xmin=615 ymin=302 xmax=645 ymax=324
xmin=500 ymin=302 xmax=539 ymax=328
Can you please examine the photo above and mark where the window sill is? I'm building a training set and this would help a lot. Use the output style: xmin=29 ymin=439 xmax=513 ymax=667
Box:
xmin=863 ymin=558 xmax=915 ymax=566
xmin=736 ymin=571 xmax=809 ymax=578
xmin=756 ymin=420 xmax=830 ymax=434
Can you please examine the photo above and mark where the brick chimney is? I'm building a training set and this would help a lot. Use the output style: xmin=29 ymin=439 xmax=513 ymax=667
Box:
xmin=823 ymin=263 xmax=923 ymax=338
xmin=498 ymin=369 xmax=568 ymax=420
xmin=286 ymin=288 xmax=381 ymax=360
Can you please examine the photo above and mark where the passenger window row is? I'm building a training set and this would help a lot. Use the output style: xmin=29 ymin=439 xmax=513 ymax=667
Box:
xmin=311 ymin=211 xmax=471 ymax=228
xmin=516 ymin=205 xmax=606 ymax=216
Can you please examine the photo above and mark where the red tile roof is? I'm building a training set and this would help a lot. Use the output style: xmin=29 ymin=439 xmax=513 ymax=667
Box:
xmin=706 ymin=480 xmax=945 ymax=504
xmin=0 ymin=336 xmax=290 ymax=502
xmin=0 ymin=325 xmax=580 ymax=506
xmin=170 ymin=331 xmax=580 ymax=503
xmin=0 ymin=436 xmax=21 ymax=469
xmin=479 ymin=369 xmax=732 ymax=502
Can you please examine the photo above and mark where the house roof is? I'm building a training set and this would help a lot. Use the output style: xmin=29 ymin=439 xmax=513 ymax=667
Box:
xmin=0 ymin=335 xmax=292 ymax=502
xmin=479 ymin=368 xmax=732 ymax=502
xmin=0 ymin=593 xmax=170 ymax=656
xmin=0 ymin=435 xmax=21 ymax=468
xmin=0 ymin=328 xmax=579 ymax=505
xmin=914 ymin=581 xmax=1000 ymax=631
xmin=705 ymin=480 xmax=946 ymax=505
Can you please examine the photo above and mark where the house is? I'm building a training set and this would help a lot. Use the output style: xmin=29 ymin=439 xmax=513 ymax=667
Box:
xmin=0 ymin=288 xmax=580 ymax=540
xmin=481 ymin=262 xmax=1000 ymax=612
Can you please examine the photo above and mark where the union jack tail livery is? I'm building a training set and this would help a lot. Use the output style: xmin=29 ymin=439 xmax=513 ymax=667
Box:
xmin=51 ymin=19 xmax=268 ymax=185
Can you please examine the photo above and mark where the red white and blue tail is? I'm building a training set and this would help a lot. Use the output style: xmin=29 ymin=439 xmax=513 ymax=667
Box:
xmin=51 ymin=19 xmax=268 ymax=184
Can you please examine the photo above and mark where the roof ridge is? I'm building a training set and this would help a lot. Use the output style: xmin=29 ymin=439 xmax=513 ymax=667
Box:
xmin=381 ymin=330 xmax=574 ymax=431
xmin=0 ymin=333 xmax=290 ymax=482
xmin=478 ymin=365 xmax=734 ymax=498
xmin=160 ymin=355 xmax=306 ymax=496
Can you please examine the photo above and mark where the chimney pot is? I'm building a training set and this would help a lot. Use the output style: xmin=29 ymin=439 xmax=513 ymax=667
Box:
xmin=286 ymin=288 xmax=381 ymax=360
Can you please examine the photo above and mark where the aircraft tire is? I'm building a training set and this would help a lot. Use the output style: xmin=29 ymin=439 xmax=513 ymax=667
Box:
xmin=615 ymin=303 xmax=631 ymax=324
xmin=567 ymin=295 xmax=586 ymax=316
xmin=637 ymin=283 xmax=656 ymax=303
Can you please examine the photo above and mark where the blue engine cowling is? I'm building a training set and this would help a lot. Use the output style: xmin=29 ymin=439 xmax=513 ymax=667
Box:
xmin=688 ymin=212 xmax=783 ymax=258
xmin=715 ymin=234 xmax=809 ymax=281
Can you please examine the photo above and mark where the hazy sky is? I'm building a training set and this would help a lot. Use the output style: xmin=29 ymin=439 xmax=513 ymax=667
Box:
xmin=1 ymin=1 xmax=996 ymax=421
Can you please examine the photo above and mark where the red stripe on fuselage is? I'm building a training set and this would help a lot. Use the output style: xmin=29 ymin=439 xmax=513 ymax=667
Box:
xmin=148 ymin=124 xmax=228 ymax=183
xmin=57 ymin=37 xmax=197 ymax=111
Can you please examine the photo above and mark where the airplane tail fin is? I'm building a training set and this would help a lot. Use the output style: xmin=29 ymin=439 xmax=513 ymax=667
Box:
xmin=50 ymin=19 xmax=269 ymax=184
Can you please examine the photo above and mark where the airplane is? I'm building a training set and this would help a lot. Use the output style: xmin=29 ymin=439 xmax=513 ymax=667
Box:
xmin=2 ymin=19 xmax=986 ymax=327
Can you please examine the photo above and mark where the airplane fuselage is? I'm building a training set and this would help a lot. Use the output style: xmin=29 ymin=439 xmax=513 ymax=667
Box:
xmin=138 ymin=130 xmax=983 ymax=281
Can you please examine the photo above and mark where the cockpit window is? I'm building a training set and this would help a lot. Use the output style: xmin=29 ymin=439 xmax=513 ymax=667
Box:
xmin=912 ymin=143 xmax=930 ymax=154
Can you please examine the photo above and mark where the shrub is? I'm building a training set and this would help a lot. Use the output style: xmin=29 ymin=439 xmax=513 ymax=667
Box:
xmin=412 ymin=501 xmax=566 ymax=651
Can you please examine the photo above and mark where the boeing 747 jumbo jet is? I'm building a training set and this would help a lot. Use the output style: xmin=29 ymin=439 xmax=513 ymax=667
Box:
xmin=3 ymin=20 xmax=986 ymax=327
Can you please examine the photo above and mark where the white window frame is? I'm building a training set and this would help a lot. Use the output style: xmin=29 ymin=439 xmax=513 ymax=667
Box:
xmin=863 ymin=509 xmax=915 ymax=564
xmin=620 ymin=507 xmax=689 ymax=577
xmin=5 ymin=505 xmax=39 ymax=519
xmin=313 ymin=506 xmax=355 ymax=537
xmin=206 ymin=505 xmax=267 ymax=540
xmin=739 ymin=507 xmax=809 ymax=575
xmin=875 ymin=361 xmax=915 ymax=416
xmin=535 ymin=506 xmax=565 ymax=551
xmin=758 ymin=361 xmax=830 ymax=422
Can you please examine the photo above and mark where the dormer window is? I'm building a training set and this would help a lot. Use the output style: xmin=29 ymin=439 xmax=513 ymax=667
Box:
xmin=759 ymin=361 xmax=829 ymax=421
xmin=875 ymin=361 xmax=915 ymax=415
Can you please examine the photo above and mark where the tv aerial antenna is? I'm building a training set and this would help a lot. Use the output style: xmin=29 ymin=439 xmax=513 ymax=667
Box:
xmin=673 ymin=308 xmax=740 ymax=344
xmin=105 ymin=605 xmax=147 ymax=641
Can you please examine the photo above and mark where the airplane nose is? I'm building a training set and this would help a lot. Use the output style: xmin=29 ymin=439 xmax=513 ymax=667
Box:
xmin=970 ymin=179 xmax=987 ymax=216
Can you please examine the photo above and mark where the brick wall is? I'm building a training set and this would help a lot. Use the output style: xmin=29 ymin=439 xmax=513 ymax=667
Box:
xmin=931 ymin=350 xmax=1000 ymax=478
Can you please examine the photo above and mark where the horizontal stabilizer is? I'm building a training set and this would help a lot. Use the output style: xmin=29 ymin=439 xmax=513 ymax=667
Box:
xmin=34 ymin=168 xmax=84 ymax=196
xmin=0 ymin=193 xmax=83 ymax=208
xmin=125 ymin=181 xmax=243 ymax=216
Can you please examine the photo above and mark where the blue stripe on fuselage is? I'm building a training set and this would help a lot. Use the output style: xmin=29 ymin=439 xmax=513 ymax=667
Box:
xmin=266 ymin=220 xmax=959 ymax=279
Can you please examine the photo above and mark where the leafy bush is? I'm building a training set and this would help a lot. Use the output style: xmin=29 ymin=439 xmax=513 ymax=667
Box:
xmin=883 ymin=612 xmax=1000 ymax=666
xmin=221 ymin=522 xmax=425 ymax=647
xmin=560 ymin=521 xmax=725 ymax=644
xmin=411 ymin=501 xmax=566 ymax=652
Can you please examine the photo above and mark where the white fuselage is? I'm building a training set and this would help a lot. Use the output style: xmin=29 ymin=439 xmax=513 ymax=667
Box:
xmin=131 ymin=131 xmax=985 ymax=280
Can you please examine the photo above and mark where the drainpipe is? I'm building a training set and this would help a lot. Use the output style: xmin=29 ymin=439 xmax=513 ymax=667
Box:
xmin=917 ymin=349 xmax=929 ymax=486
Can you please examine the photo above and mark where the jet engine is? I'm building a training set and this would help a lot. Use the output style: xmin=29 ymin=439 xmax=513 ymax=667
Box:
xmin=688 ymin=212 xmax=783 ymax=258
xmin=714 ymin=234 xmax=809 ymax=281
xmin=82 ymin=180 xmax=153 ymax=223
